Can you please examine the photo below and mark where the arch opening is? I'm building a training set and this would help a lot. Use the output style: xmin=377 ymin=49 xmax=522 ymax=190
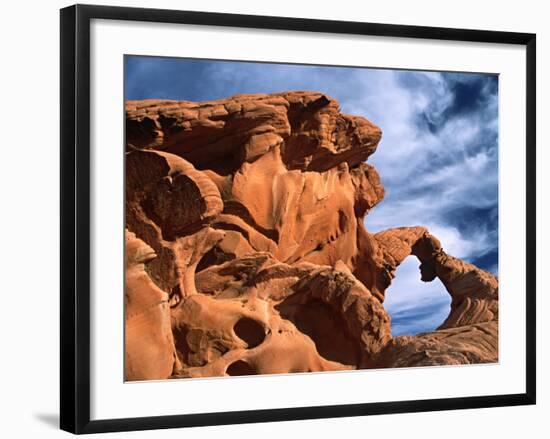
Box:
xmin=384 ymin=256 xmax=451 ymax=336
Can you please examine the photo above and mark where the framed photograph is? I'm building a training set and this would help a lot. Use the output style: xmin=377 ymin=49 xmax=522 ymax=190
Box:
xmin=60 ymin=4 xmax=536 ymax=434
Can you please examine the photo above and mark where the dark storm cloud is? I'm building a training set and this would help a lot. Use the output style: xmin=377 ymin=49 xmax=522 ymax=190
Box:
xmin=125 ymin=56 xmax=499 ymax=335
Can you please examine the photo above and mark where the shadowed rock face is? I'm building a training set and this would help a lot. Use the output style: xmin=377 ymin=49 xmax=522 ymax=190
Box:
xmin=124 ymin=91 xmax=498 ymax=381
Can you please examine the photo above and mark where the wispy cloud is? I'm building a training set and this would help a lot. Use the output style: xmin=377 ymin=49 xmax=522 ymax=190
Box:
xmin=125 ymin=57 xmax=498 ymax=336
xmin=384 ymin=257 xmax=451 ymax=336
xmin=361 ymin=70 xmax=499 ymax=266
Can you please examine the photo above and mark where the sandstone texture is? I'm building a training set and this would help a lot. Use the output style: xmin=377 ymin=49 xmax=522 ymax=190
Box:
xmin=124 ymin=91 xmax=498 ymax=381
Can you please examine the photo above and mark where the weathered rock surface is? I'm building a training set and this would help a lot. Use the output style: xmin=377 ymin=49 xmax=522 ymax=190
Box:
xmin=125 ymin=231 xmax=178 ymax=380
xmin=366 ymin=321 xmax=498 ymax=368
xmin=124 ymin=91 xmax=498 ymax=380
xmin=126 ymin=92 xmax=382 ymax=174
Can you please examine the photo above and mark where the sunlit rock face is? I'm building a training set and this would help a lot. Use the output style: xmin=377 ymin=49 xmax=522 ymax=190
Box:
xmin=124 ymin=91 xmax=498 ymax=380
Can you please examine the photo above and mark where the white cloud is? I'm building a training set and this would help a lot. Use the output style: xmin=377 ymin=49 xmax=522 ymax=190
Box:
xmin=383 ymin=256 xmax=451 ymax=335
xmin=337 ymin=69 xmax=498 ymax=334
xmin=425 ymin=223 xmax=490 ymax=259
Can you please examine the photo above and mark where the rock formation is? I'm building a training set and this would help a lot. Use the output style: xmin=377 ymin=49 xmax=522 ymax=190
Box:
xmin=124 ymin=91 xmax=498 ymax=381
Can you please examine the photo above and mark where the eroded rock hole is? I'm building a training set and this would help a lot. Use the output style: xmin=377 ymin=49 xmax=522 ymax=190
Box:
xmin=384 ymin=256 xmax=451 ymax=336
xmin=233 ymin=317 xmax=265 ymax=348
xmin=226 ymin=360 xmax=257 ymax=377
xmin=169 ymin=284 xmax=182 ymax=308
xmin=159 ymin=115 xmax=177 ymax=129
xmin=125 ymin=117 xmax=158 ymax=148
xmin=195 ymin=246 xmax=235 ymax=273
xmin=338 ymin=209 xmax=348 ymax=232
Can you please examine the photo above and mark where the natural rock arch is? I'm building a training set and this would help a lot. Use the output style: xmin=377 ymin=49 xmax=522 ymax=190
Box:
xmin=374 ymin=227 xmax=498 ymax=330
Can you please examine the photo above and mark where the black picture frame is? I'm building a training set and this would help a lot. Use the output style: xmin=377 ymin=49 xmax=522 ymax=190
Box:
xmin=60 ymin=4 xmax=536 ymax=434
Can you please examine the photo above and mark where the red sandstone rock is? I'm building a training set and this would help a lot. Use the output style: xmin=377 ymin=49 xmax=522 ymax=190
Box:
xmin=124 ymin=91 xmax=498 ymax=380
xmin=365 ymin=321 xmax=498 ymax=368
xmin=125 ymin=231 xmax=178 ymax=380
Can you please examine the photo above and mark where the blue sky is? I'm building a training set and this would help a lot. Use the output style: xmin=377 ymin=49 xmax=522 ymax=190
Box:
xmin=125 ymin=56 xmax=499 ymax=336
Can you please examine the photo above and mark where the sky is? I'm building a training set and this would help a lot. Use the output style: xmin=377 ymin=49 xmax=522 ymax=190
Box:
xmin=125 ymin=56 xmax=499 ymax=336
